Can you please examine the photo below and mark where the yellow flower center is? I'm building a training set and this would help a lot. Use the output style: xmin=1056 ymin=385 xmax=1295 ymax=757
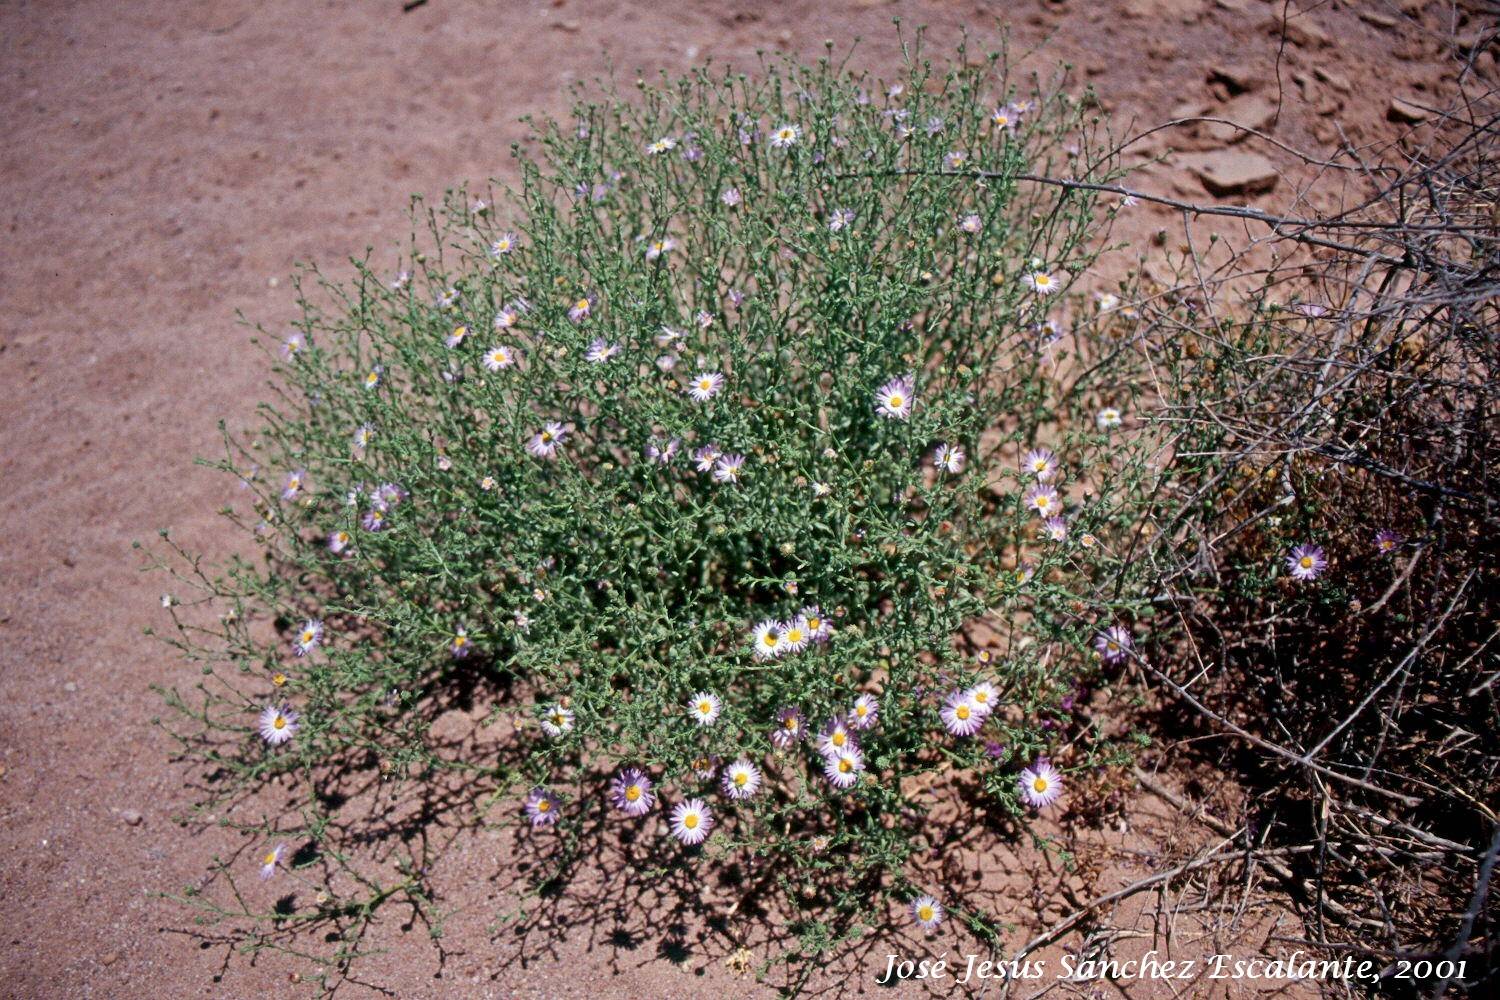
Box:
xmin=839 ymin=758 xmax=853 ymax=774
xmin=888 ymin=394 xmax=904 ymax=409
xmin=787 ymin=628 xmax=804 ymax=644
xmin=698 ymin=701 xmax=712 ymax=713
xmin=1300 ymin=556 xmax=1314 ymax=568
xmin=1036 ymin=275 xmax=1051 ymax=287
xmin=537 ymin=798 xmax=551 ymax=812
xmin=855 ymin=705 xmax=867 ymax=718
xmin=1036 ymin=496 xmax=1050 ymax=510
xmin=625 ymin=785 xmax=641 ymax=802
xmin=453 ymin=636 xmax=467 ymax=647
xmin=762 ymin=634 xmax=779 ymax=648
xmin=574 ymin=299 xmax=589 ymax=312
xmin=272 ymin=673 xmax=287 ymax=687
xmin=684 ymin=813 xmax=699 ymax=829
xmin=785 ymin=718 xmax=799 ymax=731
xmin=273 ymin=716 xmax=286 ymax=730
xmin=1033 ymin=777 xmax=1049 ymax=793
xmin=263 ymin=851 xmax=277 ymax=865
xmin=918 ymin=905 xmax=934 ymax=921
xmin=734 ymin=772 xmax=748 ymax=786
xmin=956 ymin=704 xmax=970 ymax=720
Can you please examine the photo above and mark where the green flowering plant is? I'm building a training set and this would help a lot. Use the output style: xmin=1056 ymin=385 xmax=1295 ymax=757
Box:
xmin=153 ymin=37 xmax=1168 ymax=987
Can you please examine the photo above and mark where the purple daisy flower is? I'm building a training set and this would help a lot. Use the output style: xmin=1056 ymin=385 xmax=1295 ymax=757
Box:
xmin=800 ymin=605 xmax=833 ymax=644
xmin=567 ymin=296 xmax=593 ymax=323
xmin=713 ymin=453 xmax=745 ymax=484
xmin=874 ymin=375 xmax=915 ymax=420
xmin=257 ymin=843 xmax=287 ymax=880
xmin=258 ymin=703 xmax=299 ymax=746
xmin=281 ymin=469 xmax=308 ymax=501
xmin=910 ymin=895 xmax=944 ymax=930
xmin=1022 ymin=483 xmax=1061 ymax=518
xmin=610 ymin=767 xmax=656 ymax=817
xmin=692 ymin=444 xmax=722 ymax=474
xmin=848 ymin=693 xmax=879 ymax=731
xmin=1095 ymin=625 xmax=1133 ymax=665
xmin=646 ymin=437 xmax=681 ymax=465
xmin=940 ymin=690 xmax=986 ymax=737
xmin=292 ymin=619 xmax=323 ymax=657
xmin=361 ymin=506 xmax=388 ymax=532
xmin=524 ymin=787 xmax=562 ymax=828
xmin=770 ymin=706 xmax=805 ymax=749
xmin=823 ymin=748 xmax=865 ymax=790
xmin=375 ymin=482 xmax=408 ymax=507
xmin=817 ymin=717 xmax=859 ymax=758
xmin=1374 ymin=529 xmax=1402 ymax=555
xmin=1286 ymin=544 xmax=1328 ymax=581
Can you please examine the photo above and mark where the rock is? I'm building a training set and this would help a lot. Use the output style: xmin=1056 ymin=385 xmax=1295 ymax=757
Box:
xmin=1388 ymin=97 xmax=1429 ymax=123
xmin=1204 ymin=93 xmax=1278 ymax=143
xmin=120 ymin=809 xmax=143 ymax=826
xmin=1265 ymin=11 xmax=1330 ymax=48
xmin=1209 ymin=62 xmax=1262 ymax=94
xmin=1169 ymin=100 xmax=1209 ymax=122
xmin=1313 ymin=66 xmax=1351 ymax=93
xmin=1185 ymin=150 xmax=1280 ymax=196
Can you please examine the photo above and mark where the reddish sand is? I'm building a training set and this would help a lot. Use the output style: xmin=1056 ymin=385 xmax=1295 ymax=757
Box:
xmin=1 ymin=1 xmax=1478 ymax=996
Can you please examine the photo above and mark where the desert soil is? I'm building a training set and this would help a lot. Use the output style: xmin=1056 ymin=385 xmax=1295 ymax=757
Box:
xmin=1 ymin=1 xmax=1486 ymax=997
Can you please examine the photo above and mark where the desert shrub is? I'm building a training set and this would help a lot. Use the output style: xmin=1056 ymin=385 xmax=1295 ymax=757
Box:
xmin=152 ymin=41 xmax=1167 ymax=985
xmin=1126 ymin=95 xmax=1499 ymax=994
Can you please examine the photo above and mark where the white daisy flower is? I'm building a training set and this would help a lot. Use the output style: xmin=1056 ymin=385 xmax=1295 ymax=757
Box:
xmin=778 ymin=616 xmax=811 ymax=654
xmin=687 ymin=371 xmax=724 ymax=402
xmin=670 ymin=798 xmax=714 ymax=845
xmin=1024 ymin=271 xmax=1059 ymax=294
xmin=751 ymin=619 xmax=784 ymax=660
xmin=1096 ymin=407 xmax=1123 ymax=429
xmin=646 ymin=136 xmax=677 ymax=155
xmin=769 ymin=123 xmax=802 ymax=148
xmin=687 ymin=692 xmax=722 ymax=726
xmin=934 ymin=443 xmax=965 ymax=474
xmin=721 ymin=759 xmax=762 ymax=800
xmin=483 ymin=345 xmax=517 ymax=371
xmin=1020 ymin=759 xmax=1064 ymax=808
xmin=540 ymin=703 xmax=575 ymax=738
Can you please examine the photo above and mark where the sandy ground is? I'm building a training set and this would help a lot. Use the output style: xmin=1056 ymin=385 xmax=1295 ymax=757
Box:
xmin=1 ymin=0 xmax=1482 ymax=997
